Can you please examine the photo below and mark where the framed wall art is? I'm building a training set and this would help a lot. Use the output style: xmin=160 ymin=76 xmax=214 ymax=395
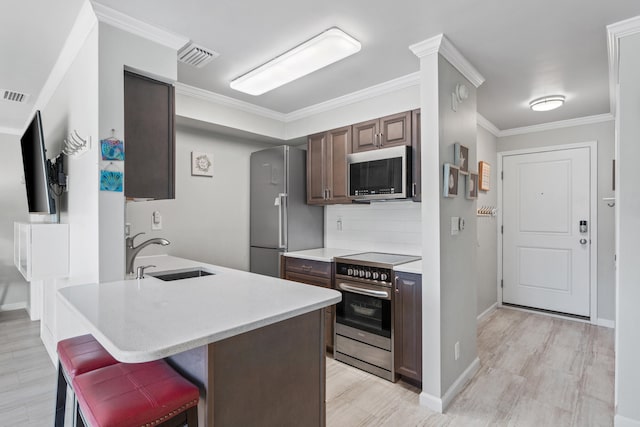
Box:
xmin=479 ymin=161 xmax=491 ymax=191
xmin=466 ymin=172 xmax=478 ymax=199
xmin=443 ymin=163 xmax=459 ymax=198
xmin=454 ymin=143 xmax=469 ymax=173
xmin=192 ymin=151 xmax=213 ymax=177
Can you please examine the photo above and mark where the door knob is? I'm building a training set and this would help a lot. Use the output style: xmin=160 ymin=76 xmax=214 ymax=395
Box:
xmin=579 ymin=238 xmax=588 ymax=245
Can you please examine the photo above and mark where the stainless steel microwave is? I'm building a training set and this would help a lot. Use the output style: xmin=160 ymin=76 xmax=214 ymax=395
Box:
xmin=347 ymin=145 xmax=411 ymax=200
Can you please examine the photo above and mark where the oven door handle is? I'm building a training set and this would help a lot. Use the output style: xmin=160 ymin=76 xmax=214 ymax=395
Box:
xmin=338 ymin=283 xmax=391 ymax=299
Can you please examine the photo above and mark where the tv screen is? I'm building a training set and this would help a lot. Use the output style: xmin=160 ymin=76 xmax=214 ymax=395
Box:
xmin=20 ymin=110 xmax=55 ymax=214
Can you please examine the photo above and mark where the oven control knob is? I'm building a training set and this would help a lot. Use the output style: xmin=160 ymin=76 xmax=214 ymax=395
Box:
xmin=380 ymin=273 xmax=388 ymax=281
xmin=372 ymin=272 xmax=379 ymax=280
xmin=359 ymin=270 xmax=366 ymax=277
xmin=347 ymin=268 xmax=353 ymax=276
xmin=365 ymin=271 xmax=372 ymax=279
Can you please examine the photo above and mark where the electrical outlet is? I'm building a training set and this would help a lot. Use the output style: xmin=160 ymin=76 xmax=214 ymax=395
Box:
xmin=454 ymin=341 xmax=460 ymax=361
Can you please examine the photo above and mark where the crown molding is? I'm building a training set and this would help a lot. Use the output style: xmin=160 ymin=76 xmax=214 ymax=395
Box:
xmin=498 ymin=113 xmax=614 ymax=137
xmin=28 ymin=0 xmax=97 ymax=132
xmin=175 ymin=83 xmax=287 ymax=121
xmin=0 ymin=126 xmax=21 ymax=136
xmin=476 ymin=114 xmax=500 ymax=137
xmin=409 ymin=34 xmax=485 ymax=88
xmin=91 ymin=1 xmax=189 ymax=50
xmin=607 ymin=15 xmax=640 ymax=117
xmin=284 ymin=72 xmax=420 ymax=122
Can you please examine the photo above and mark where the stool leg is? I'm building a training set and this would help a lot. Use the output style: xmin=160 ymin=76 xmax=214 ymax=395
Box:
xmin=186 ymin=406 xmax=198 ymax=427
xmin=54 ymin=362 xmax=67 ymax=427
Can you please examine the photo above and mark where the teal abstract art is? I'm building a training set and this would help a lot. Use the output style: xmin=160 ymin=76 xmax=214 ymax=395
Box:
xmin=100 ymin=170 xmax=123 ymax=192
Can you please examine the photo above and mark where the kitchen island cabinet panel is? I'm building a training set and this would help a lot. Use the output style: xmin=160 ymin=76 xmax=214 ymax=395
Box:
xmin=394 ymin=272 xmax=422 ymax=383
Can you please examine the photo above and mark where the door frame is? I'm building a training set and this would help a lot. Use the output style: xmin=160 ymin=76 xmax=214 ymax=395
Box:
xmin=497 ymin=141 xmax=598 ymax=323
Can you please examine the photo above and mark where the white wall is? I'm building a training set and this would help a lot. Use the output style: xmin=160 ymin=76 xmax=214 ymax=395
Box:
xmin=97 ymin=22 xmax=178 ymax=282
xmin=497 ymin=120 xmax=616 ymax=322
xmin=615 ymin=30 xmax=640 ymax=426
xmin=125 ymin=125 xmax=271 ymax=271
xmin=38 ymin=22 xmax=100 ymax=352
xmin=324 ymin=201 xmax=421 ymax=255
xmin=476 ymin=125 xmax=498 ymax=317
xmin=0 ymin=132 xmax=29 ymax=310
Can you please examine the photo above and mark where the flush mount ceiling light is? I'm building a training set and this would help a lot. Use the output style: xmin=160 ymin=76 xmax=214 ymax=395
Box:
xmin=529 ymin=95 xmax=565 ymax=112
xmin=230 ymin=27 xmax=361 ymax=96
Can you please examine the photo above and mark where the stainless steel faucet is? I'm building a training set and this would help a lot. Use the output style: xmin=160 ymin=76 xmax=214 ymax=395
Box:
xmin=126 ymin=232 xmax=170 ymax=275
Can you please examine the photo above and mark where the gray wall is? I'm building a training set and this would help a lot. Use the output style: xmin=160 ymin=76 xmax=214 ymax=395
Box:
xmin=125 ymin=125 xmax=270 ymax=271
xmin=497 ymin=120 xmax=615 ymax=322
xmin=437 ymin=56 xmax=478 ymax=393
xmin=0 ymin=132 xmax=29 ymax=310
xmin=98 ymin=22 xmax=178 ymax=282
xmin=476 ymin=125 xmax=498 ymax=317
xmin=615 ymin=31 xmax=640 ymax=425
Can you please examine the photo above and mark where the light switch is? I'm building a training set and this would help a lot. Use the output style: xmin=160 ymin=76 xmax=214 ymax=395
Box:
xmin=451 ymin=217 xmax=459 ymax=236
xmin=151 ymin=211 xmax=162 ymax=230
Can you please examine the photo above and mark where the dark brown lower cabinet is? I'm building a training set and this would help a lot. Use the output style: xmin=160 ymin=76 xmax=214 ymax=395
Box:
xmin=281 ymin=256 xmax=335 ymax=351
xmin=394 ymin=272 xmax=422 ymax=383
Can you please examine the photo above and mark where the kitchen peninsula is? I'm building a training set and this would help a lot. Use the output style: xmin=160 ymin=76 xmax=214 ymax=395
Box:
xmin=58 ymin=255 xmax=341 ymax=427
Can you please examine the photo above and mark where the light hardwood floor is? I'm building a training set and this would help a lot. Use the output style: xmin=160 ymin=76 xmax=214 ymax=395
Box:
xmin=0 ymin=308 xmax=614 ymax=426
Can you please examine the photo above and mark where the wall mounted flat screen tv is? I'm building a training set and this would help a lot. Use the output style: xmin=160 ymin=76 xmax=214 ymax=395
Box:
xmin=20 ymin=110 xmax=55 ymax=214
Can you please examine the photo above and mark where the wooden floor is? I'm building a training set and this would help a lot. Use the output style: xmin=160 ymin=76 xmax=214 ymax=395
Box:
xmin=0 ymin=307 xmax=614 ymax=426
xmin=327 ymin=308 xmax=615 ymax=427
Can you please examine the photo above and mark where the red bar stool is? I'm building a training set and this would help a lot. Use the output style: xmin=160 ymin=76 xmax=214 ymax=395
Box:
xmin=55 ymin=334 xmax=119 ymax=427
xmin=73 ymin=360 xmax=199 ymax=427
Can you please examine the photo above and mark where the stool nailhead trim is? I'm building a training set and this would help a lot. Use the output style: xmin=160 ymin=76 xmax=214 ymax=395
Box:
xmin=143 ymin=399 xmax=199 ymax=427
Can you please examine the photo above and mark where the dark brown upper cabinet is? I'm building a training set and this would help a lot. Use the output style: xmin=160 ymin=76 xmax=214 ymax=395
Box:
xmin=307 ymin=126 xmax=351 ymax=205
xmin=352 ymin=111 xmax=411 ymax=153
xmin=124 ymin=70 xmax=175 ymax=200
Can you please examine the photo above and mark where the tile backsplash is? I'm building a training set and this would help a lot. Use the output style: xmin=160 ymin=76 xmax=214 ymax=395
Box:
xmin=325 ymin=201 xmax=422 ymax=255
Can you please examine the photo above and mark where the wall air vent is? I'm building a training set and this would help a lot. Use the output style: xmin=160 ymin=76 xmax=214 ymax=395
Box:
xmin=178 ymin=43 xmax=219 ymax=68
xmin=2 ymin=89 xmax=30 ymax=103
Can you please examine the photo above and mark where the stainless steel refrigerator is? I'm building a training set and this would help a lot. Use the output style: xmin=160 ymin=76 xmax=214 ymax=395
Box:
xmin=250 ymin=145 xmax=324 ymax=277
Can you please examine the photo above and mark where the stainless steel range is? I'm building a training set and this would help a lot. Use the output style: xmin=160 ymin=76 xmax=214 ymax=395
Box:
xmin=333 ymin=252 xmax=421 ymax=381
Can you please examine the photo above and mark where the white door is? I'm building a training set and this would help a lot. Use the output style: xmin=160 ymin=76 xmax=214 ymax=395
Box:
xmin=502 ymin=147 xmax=591 ymax=317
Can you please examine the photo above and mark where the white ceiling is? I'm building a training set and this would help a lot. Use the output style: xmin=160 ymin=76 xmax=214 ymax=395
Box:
xmin=3 ymin=0 xmax=640 ymax=134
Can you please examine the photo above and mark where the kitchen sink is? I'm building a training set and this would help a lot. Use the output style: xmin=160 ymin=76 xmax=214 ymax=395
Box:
xmin=149 ymin=268 xmax=215 ymax=281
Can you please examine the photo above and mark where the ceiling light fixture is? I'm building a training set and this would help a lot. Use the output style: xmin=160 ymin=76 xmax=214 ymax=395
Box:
xmin=529 ymin=95 xmax=565 ymax=112
xmin=230 ymin=27 xmax=361 ymax=96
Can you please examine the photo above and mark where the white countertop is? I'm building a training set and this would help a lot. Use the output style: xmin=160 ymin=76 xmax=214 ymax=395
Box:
xmin=283 ymin=248 xmax=359 ymax=262
xmin=394 ymin=260 xmax=422 ymax=274
xmin=58 ymin=255 xmax=341 ymax=363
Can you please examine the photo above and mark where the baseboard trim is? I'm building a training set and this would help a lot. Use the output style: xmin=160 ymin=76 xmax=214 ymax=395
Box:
xmin=597 ymin=318 xmax=615 ymax=329
xmin=615 ymin=414 xmax=640 ymax=427
xmin=0 ymin=302 xmax=27 ymax=312
xmin=419 ymin=391 xmax=443 ymax=413
xmin=419 ymin=357 xmax=480 ymax=413
xmin=477 ymin=303 xmax=498 ymax=323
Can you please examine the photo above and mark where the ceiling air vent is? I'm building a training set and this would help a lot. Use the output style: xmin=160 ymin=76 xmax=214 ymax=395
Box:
xmin=178 ymin=43 xmax=219 ymax=68
xmin=2 ymin=89 xmax=30 ymax=103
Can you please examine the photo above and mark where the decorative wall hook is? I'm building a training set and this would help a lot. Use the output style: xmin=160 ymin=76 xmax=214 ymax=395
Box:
xmin=63 ymin=130 xmax=90 ymax=157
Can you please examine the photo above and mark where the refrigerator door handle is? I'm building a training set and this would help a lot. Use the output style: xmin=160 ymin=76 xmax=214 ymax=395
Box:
xmin=278 ymin=193 xmax=288 ymax=249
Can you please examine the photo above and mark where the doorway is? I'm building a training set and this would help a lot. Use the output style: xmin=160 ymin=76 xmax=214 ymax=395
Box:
xmin=498 ymin=142 xmax=597 ymax=319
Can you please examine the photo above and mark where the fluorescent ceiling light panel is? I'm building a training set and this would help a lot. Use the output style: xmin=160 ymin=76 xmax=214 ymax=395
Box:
xmin=230 ymin=28 xmax=361 ymax=96
xmin=529 ymin=95 xmax=565 ymax=111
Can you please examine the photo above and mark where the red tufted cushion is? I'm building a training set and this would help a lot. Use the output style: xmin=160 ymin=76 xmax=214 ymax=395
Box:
xmin=57 ymin=334 xmax=118 ymax=380
xmin=73 ymin=360 xmax=200 ymax=427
